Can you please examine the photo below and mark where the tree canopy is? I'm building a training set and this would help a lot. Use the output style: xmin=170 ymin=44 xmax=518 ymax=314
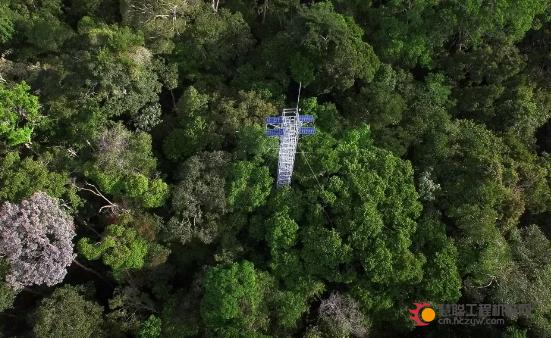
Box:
xmin=1 ymin=0 xmax=551 ymax=337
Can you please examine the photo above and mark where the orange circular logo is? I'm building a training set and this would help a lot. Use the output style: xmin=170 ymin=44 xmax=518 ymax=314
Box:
xmin=421 ymin=307 xmax=436 ymax=323
xmin=409 ymin=303 xmax=436 ymax=326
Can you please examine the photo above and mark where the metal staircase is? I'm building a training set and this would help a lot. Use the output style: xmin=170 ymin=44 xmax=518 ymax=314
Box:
xmin=266 ymin=107 xmax=315 ymax=187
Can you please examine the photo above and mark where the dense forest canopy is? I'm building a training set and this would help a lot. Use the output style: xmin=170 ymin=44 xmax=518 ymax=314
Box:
xmin=1 ymin=0 xmax=551 ymax=337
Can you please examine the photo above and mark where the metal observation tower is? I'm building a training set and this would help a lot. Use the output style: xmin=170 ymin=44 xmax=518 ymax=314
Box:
xmin=265 ymin=85 xmax=315 ymax=187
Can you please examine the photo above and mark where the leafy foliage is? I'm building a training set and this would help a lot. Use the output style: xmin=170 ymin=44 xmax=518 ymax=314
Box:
xmin=0 ymin=258 xmax=16 ymax=312
xmin=0 ymin=152 xmax=74 ymax=202
xmin=165 ymin=151 xmax=230 ymax=244
xmin=79 ymin=223 xmax=148 ymax=279
xmin=0 ymin=82 xmax=40 ymax=146
xmin=85 ymin=123 xmax=169 ymax=208
xmin=200 ymin=261 xmax=269 ymax=335
xmin=0 ymin=192 xmax=75 ymax=290
xmin=2 ymin=1 xmax=551 ymax=337
xmin=0 ymin=3 xmax=15 ymax=44
xmin=139 ymin=315 xmax=162 ymax=338
xmin=227 ymin=161 xmax=273 ymax=212
xmin=263 ymin=1 xmax=379 ymax=93
xmin=32 ymin=285 xmax=104 ymax=338
xmin=318 ymin=292 xmax=369 ymax=337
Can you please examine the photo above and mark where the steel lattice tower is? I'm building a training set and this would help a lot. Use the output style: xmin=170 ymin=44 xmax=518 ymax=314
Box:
xmin=266 ymin=99 xmax=315 ymax=187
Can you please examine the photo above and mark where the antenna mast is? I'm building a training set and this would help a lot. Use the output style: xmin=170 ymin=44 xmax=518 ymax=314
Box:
xmin=296 ymin=82 xmax=302 ymax=110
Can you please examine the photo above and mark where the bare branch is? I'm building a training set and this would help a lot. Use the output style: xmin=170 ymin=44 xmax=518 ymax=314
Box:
xmin=73 ymin=181 xmax=125 ymax=214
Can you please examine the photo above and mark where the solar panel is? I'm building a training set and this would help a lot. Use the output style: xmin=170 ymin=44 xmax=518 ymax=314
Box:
xmin=299 ymin=115 xmax=315 ymax=123
xmin=266 ymin=129 xmax=284 ymax=136
xmin=299 ymin=127 xmax=315 ymax=135
xmin=266 ymin=116 xmax=283 ymax=124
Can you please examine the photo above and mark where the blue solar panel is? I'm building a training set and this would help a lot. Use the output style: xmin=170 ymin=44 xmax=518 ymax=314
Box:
xmin=266 ymin=129 xmax=284 ymax=136
xmin=299 ymin=115 xmax=315 ymax=123
xmin=266 ymin=116 xmax=283 ymax=124
xmin=299 ymin=127 xmax=315 ymax=135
